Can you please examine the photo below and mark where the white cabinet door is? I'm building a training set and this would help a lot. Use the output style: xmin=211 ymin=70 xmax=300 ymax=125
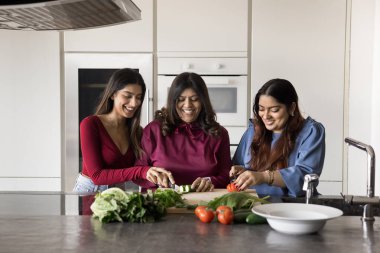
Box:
xmin=64 ymin=0 xmax=153 ymax=52
xmin=348 ymin=1 xmax=379 ymax=196
xmin=251 ymin=0 xmax=347 ymax=194
xmin=0 ymin=30 xmax=61 ymax=191
xmin=157 ymin=0 xmax=248 ymax=55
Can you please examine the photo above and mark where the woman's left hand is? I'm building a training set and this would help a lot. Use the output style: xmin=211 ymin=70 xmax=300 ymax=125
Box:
xmin=233 ymin=170 xmax=266 ymax=191
xmin=191 ymin=177 xmax=214 ymax=192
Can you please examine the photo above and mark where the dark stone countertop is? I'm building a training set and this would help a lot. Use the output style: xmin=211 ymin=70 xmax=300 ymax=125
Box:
xmin=0 ymin=192 xmax=379 ymax=253
xmin=0 ymin=214 xmax=379 ymax=253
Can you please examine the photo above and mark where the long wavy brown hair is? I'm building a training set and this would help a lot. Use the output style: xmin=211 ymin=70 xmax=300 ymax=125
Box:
xmin=95 ymin=68 xmax=146 ymax=158
xmin=250 ymin=79 xmax=305 ymax=171
xmin=155 ymin=72 xmax=221 ymax=137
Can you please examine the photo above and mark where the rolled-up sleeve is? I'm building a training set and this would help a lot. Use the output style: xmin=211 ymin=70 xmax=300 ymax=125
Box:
xmin=280 ymin=121 xmax=326 ymax=197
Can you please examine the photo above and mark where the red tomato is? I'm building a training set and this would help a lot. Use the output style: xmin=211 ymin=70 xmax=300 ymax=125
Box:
xmin=217 ymin=209 xmax=234 ymax=225
xmin=227 ymin=183 xmax=240 ymax=192
xmin=194 ymin=205 xmax=207 ymax=218
xmin=216 ymin=205 xmax=232 ymax=215
xmin=198 ymin=209 xmax=215 ymax=223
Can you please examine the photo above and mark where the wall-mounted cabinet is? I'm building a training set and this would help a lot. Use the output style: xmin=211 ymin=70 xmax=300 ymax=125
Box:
xmin=157 ymin=0 xmax=248 ymax=56
xmin=251 ymin=0 xmax=347 ymax=195
xmin=64 ymin=0 xmax=153 ymax=52
xmin=0 ymin=31 xmax=61 ymax=191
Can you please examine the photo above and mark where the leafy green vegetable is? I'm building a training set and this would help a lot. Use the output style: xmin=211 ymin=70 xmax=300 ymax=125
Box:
xmin=207 ymin=192 xmax=270 ymax=211
xmin=154 ymin=188 xmax=186 ymax=208
xmin=90 ymin=187 xmax=185 ymax=223
xmin=90 ymin=188 xmax=128 ymax=223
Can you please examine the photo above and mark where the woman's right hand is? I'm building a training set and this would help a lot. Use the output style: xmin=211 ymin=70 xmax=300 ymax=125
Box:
xmin=146 ymin=167 xmax=175 ymax=188
xmin=229 ymin=165 xmax=245 ymax=178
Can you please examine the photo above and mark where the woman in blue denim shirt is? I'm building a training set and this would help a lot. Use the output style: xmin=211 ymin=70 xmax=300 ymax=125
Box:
xmin=230 ymin=79 xmax=325 ymax=197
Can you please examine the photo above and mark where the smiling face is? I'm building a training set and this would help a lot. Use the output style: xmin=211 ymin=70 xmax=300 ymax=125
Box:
xmin=112 ymin=83 xmax=143 ymax=119
xmin=176 ymin=88 xmax=202 ymax=123
xmin=258 ymin=95 xmax=294 ymax=133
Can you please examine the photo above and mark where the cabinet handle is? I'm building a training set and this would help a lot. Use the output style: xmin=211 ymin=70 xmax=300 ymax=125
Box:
xmin=146 ymin=88 xmax=150 ymax=124
xmin=182 ymin=63 xmax=193 ymax=71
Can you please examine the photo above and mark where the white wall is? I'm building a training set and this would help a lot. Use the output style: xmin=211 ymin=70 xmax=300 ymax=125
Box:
xmin=0 ymin=30 xmax=61 ymax=191
xmin=349 ymin=0 xmax=380 ymax=196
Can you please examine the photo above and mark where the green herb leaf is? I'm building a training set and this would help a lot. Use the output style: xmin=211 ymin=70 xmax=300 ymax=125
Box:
xmin=207 ymin=192 xmax=270 ymax=211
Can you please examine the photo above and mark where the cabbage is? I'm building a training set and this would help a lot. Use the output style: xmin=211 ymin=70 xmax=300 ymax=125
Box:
xmin=90 ymin=187 xmax=185 ymax=223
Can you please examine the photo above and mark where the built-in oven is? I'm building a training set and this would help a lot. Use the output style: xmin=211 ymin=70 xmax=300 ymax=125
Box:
xmin=157 ymin=57 xmax=249 ymax=156
xmin=64 ymin=53 xmax=153 ymax=191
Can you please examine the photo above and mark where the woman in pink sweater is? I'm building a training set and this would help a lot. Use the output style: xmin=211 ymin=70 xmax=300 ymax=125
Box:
xmin=135 ymin=72 xmax=231 ymax=192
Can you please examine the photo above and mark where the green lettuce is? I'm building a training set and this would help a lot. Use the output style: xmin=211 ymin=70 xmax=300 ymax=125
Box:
xmin=90 ymin=187 xmax=185 ymax=223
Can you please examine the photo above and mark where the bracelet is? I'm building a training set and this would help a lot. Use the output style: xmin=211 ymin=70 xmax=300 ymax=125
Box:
xmin=266 ymin=170 xmax=274 ymax=186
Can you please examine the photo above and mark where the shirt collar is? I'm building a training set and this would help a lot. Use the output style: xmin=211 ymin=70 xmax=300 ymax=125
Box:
xmin=174 ymin=122 xmax=202 ymax=139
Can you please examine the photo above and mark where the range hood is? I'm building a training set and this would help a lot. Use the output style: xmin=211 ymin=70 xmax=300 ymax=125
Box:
xmin=0 ymin=0 xmax=141 ymax=31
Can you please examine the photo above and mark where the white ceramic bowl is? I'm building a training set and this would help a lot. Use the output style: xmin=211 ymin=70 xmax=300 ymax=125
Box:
xmin=252 ymin=203 xmax=343 ymax=235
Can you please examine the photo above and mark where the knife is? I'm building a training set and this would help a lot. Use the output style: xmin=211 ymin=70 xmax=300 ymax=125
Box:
xmin=229 ymin=174 xmax=238 ymax=183
xmin=169 ymin=182 xmax=181 ymax=191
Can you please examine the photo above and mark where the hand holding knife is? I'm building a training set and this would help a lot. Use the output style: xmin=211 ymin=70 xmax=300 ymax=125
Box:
xmin=229 ymin=165 xmax=245 ymax=181
xmin=147 ymin=167 xmax=175 ymax=188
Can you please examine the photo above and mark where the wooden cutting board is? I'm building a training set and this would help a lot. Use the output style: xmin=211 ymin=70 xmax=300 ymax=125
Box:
xmin=167 ymin=188 xmax=257 ymax=214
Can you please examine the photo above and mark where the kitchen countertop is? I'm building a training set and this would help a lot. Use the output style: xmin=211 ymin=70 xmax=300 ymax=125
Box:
xmin=0 ymin=214 xmax=379 ymax=253
xmin=0 ymin=192 xmax=379 ymax=253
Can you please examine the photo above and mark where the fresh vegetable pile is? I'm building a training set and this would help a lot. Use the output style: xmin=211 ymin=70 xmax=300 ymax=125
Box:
xmin=153 ymin=188 xmax=187 ymax=208
xmin=207 ymin=192 xmax=270 ymax=211
xmin=194 ymin=192 xmax=270 ymax=225
xmin=91 ymin=187 xmax=185 ymax=223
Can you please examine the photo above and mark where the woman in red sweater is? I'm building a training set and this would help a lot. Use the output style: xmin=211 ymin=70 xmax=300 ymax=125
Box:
xmin=135 ymin=72 xmax=232 ymax=192
xmin=73 ymin=68 xmax=174 ymax=193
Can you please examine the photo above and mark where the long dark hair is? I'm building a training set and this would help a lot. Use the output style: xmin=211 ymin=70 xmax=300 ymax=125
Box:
xmin=95 ymin=68 xmax=146 ymax=158
xmin=155 ymin=72 xmax=221 ymax=136
xmin=250 ymin=78 xmax=305 ymax=171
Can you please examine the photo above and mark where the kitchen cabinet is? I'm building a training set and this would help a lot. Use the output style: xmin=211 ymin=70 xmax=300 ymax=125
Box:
xmin=348 ymin=0 xmax=380 ymax=196
xmin=0 ymin=30 xmax=61 ymax=191
xmin=63 ymin=0 xmax=153 ymax=52
xmin=251 ymin=0 xmax=347 ymax=194
xmin=157 ymin=0 xmax=248 ymax=56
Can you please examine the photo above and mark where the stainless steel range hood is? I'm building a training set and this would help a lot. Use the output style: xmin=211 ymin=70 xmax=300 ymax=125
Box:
xmin=0 ymin=0 xmax=141 ymax=31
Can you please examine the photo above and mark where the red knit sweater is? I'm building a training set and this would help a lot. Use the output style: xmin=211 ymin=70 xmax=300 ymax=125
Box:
xmin=80 ymin=116 xmax=149 ymax=185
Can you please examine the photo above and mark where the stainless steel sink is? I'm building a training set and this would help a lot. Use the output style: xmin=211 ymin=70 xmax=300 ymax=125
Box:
xmin=280 ymin=195 xmax=380 ymax=216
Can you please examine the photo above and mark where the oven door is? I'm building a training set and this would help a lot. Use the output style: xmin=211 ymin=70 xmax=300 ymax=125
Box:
xmin=157 ymin=75 xmax=247 ymax=127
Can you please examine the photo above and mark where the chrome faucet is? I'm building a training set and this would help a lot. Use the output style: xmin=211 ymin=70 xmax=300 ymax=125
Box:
xmin=303 ymin=174 xmax=319 ymax=204
xmin=345 ymin=137 xmax=376 ymax=222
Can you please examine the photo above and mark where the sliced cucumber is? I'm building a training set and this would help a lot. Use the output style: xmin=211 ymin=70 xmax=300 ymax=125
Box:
xmin=179 ymin=185 xmax=192 ymax=193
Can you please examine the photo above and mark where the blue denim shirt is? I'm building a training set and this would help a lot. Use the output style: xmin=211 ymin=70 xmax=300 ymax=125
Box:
xmin=232 ymin=116 xmax=325 ymax=197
